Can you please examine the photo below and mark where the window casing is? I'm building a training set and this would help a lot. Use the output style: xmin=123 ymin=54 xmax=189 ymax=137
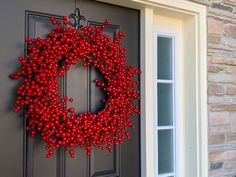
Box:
xmin=97 ymin=1 xmax=208 ymax=177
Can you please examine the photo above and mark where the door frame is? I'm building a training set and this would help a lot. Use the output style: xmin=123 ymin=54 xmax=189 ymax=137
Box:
xmin=97 ymin=1 xmax=208 ymax=177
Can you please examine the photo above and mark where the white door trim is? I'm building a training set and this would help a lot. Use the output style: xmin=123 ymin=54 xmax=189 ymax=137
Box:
xmin=96 ymin=1 xmax=208 ymax=177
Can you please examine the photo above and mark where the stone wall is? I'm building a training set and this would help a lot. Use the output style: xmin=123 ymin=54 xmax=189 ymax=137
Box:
xmin=190 ymin=0 xmax=236 ymax=176
xmin=207 ymin=1 xmax=236 ymax=177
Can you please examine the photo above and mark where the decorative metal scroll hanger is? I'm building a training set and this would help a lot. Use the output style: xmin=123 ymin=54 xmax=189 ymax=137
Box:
xmin=68 ymin=8 xmax=86 ymax=28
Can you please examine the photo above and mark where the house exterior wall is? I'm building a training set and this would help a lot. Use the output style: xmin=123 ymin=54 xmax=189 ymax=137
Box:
xmin=190 ymin=0 xmax=236 ymax=176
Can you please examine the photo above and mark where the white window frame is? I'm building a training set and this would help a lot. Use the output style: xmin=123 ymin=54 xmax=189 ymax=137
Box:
xmin=96 ymin=1 xmax=208 ymax=177
xmin=154 ymin=32 xmax=178 ymax=177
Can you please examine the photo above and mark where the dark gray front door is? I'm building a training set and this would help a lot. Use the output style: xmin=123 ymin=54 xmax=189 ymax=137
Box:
xmin=0 ymin=0 xmax=140 ymax=177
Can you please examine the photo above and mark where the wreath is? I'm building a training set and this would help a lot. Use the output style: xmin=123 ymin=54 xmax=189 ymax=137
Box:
xmin=9 ymin=16 xmax=141 ymax=158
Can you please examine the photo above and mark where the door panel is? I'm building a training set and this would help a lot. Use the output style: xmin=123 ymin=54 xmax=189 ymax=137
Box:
xmin=0 ymin=1 xmax=74 ymax=177
xmin=66 ymin=62 xmax=88 ymax=177
xmin=26 ymin=12 xmax=61 ymax=177
xmin=0 ymin=0 xmax=140 ymax=177
xmin=88 ymin=22 xmax=120 ymax=177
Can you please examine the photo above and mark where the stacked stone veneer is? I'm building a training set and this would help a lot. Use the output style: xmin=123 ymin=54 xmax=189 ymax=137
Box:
xmin=189 ymin=0 xmax=236 ymax=176
xmin=207 ymin=1 xmax=236 ymax=177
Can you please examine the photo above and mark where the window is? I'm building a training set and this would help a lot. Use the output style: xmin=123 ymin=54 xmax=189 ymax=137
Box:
xmin=155 ymin=33 xmax=177 ymax=177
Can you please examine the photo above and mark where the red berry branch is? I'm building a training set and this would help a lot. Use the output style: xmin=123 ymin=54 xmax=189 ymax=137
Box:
xmin=9 ymin=16 xmax=141 ymax=158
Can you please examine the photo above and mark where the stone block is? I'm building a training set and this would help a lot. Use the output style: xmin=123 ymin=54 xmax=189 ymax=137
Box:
xmin=224 ymin=24 xmax=236 ymax=37
xmin=208 ymin=84 xmax=225 ymax=95
xmin=209 ymin=150 xmax=236 ymax=162
xmin=209 ymin=112 xmax=230 ymax=125
xmin=208 ymin=19 xmax=224 ymax=35
xmin=210 ymin=134 xmax=226 ymax=144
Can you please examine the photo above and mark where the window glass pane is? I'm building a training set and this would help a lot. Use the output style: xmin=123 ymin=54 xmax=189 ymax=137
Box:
xmin=157 ymin=36 xmax=173 ymax=80
xmin=158 ymin=129 xmax=174 ymax=174
xmin=158 ymin=83 xmax=173 ymax=126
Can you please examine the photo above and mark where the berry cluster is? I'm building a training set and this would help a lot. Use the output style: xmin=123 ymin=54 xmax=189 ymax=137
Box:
xmin=9 ymin=17 xmax=141 ymax=158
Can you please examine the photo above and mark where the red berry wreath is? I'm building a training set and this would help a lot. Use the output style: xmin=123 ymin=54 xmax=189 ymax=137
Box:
xmin=9 ymin=17 xmax=141 ymax=158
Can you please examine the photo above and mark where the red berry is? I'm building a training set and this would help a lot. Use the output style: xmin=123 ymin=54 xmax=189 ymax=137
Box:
xmin=10 ymin=18 xmax=141 ymax=158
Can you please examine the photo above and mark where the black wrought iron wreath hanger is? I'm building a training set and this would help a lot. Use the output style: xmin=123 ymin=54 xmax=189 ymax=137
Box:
xmin=68 ymin=7 xmax=87 ymax=28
